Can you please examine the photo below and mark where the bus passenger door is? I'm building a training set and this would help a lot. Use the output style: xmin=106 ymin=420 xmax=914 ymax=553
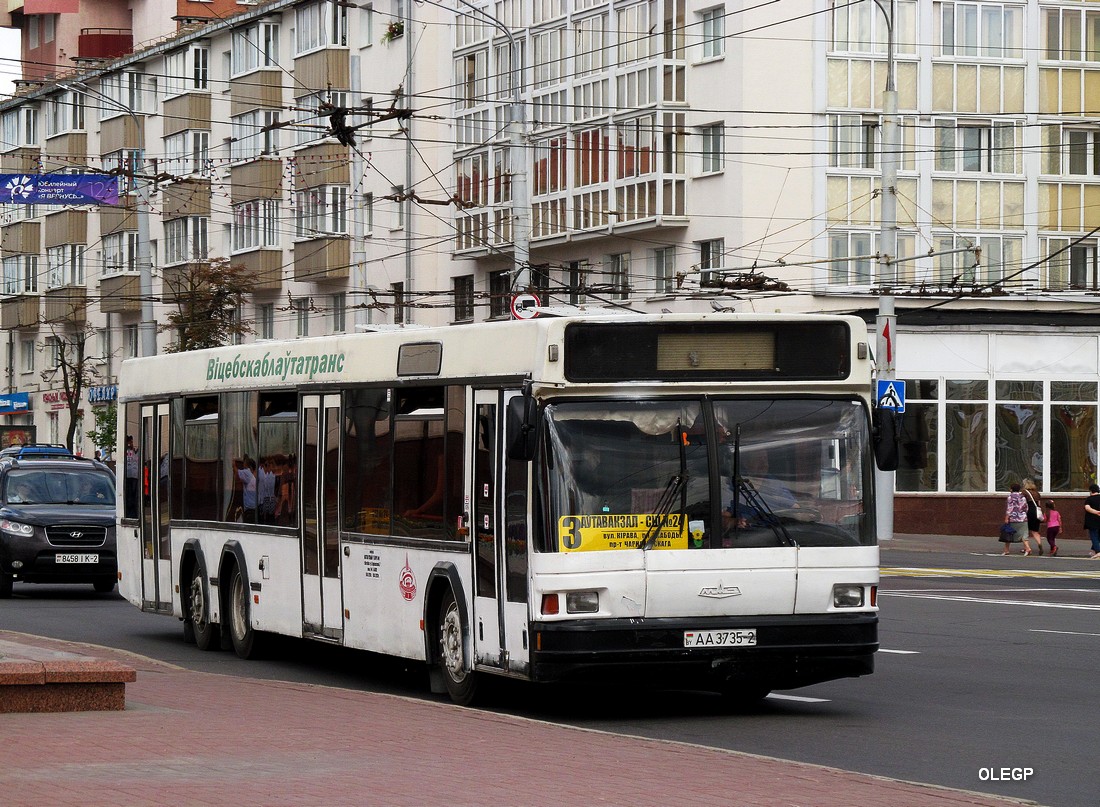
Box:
xmin=138 ymin=403 xmax=172 ymax=614
xmin=470 ymin=390 xmax=529 ymax=675
xmin=300 ymin=394 xmax=344 ymax=640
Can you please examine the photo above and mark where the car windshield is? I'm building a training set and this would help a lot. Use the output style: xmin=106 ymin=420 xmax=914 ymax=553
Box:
xmin=540 ymin=398 xmax=872 ymax=551
xmin=3 ymin=469 xmax=115 ymax=506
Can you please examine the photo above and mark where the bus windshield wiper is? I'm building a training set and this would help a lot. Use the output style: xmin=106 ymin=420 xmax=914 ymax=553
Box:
xmin=729 ymin=425 xmax=794 ymax=547
xmin=639 ymin=419 xmax=688 ymax=552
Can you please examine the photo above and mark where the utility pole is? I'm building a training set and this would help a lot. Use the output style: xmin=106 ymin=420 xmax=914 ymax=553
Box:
xmin=873 ymin=0 xmax=898 ymax=542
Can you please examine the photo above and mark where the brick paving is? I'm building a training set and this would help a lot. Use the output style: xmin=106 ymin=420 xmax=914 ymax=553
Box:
xmin=0 ymin=628 xmax=1037 ymax=807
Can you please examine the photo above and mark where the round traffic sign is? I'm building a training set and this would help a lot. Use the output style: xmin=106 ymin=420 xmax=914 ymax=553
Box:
xmin=510 ymin=293 xmax=541 ymax=320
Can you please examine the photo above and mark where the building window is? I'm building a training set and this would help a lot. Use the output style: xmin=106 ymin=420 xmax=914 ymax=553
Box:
xmin=46 ymin=89 xmax=84 ymax=137
xmin=232 ymin=199 xmax=280 ymax=251
xmin=1041 ymin=125 xmax=1100 ymax=176
xmin=489 ymin=270 xmax=511 ymax=318
xmin=163 ymin=130 xmax=210 ymax=177
xmin=934 ymin=120 xmax=1020 ymax=174
xmin=652 ymin=247 xmax=675 ymax=295
xmin=833 ymin=0 xmax=917 ymax=54
xmin=46 ymin=245 xmax=85 ymax=288
xmin=453 ymin=275 xmax=474 ymax=322
xmin=125 ymin=324 xmax=139 ymax=358
xmin=97 ymin=71 xmax=146 ymax=119
xmin=20 ymin=339 xmax=33 ymax=374
xmin=295 ymin=90 xmax=349 ymax=146
xmin=391 ymin=185 xmax=405 ymax=229
xmin=2 ymin=255 xmax=38 ymax=295
xmin=364 ymin=192 xmax=374 ymax=234
xmin=700 ymin=7 xmax=725 ymax=59
xmin=933 ymin=233 xmax=1020 ymax=285
xmin=295 ymin=0 xmax=348 ymax=55
xmin=164 ymin=45 xmax=209 ymax=98
xmin=102 ymin=232 xmax=138 ymax=276
xmin=605 ymin=253 xmax=630 ymax=300
xmin=102 ymin=149 xmax=142 ymax=195
xmin=231 ymin=22 xmax=280 ymax=75
xmin=699 ymin=123 xmax=723 ymax=174
xmin=164 ymin=217 xmax=209 ymax=264
xmin=829 ymin=114 xmax=878 ymax=169
xmin=698 ymin=239 xmax=724 ymax=285
xmin=1042 ymin=7 xmax=1100 ymax=62
xmin=330 ymin=292 xmax=346 ymax=333
xmin=935 ymin=1 xmax=1023 ymax=59
xmin=1042 ymin=237 xmax=1098 ymax=290
xmin=391 ymin=281 xmax=405 ymax=324
xmin=258 ymin=303 xmax=274 ymax=339
xmin=44 ymin=335 xmax=62 ymax=369
xmin=2 ymin=107 xmax=38 ymax=150
xmin=295 ymin=186 xmax=348 ymax=237
xmin=231 ymin=109 xmax=279 ymax=162
xmin=293 ymin=297 xmax=310 ymax=337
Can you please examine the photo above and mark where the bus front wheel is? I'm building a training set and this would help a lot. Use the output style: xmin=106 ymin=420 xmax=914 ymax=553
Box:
xmin=187 ymin=562 xmax=220 ymax=651
xmin=437 ymin=590 xmax=477 ymax=706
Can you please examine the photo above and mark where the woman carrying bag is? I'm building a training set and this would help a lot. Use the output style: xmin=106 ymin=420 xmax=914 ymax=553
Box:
xmin=1004 ymin=482 xmax=1031 ymax=556
xmin=1022 ymin=478 xmax=1044 ymax=555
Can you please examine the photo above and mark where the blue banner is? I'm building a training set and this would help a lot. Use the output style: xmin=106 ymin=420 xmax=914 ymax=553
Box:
xmin=0 ymin=174 xmax=120 ymax=206
xmin=0 ymin=393 xmax=30 ymax=415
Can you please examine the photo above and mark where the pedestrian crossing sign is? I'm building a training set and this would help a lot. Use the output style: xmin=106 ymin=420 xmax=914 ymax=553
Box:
xmin=877 ymin=380 xmax=906 ymax=413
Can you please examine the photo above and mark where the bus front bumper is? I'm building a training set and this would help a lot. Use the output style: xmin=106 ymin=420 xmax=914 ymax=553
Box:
xmin=528 ymin=613 xmax=877 ymax=690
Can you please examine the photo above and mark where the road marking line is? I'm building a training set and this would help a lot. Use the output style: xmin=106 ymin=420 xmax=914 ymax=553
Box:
xmin=1030 ymin=629 xmax=1100 ymax=638
xmin=878 ymin=649 xmax=920 ymax=654
xmin=767 ymin=693 xmax=830 ymax=703
xmin=881 ymin=591 xmax=1100 ymax=610
xmin=882 ymin=566 xmax=1100 ymax=579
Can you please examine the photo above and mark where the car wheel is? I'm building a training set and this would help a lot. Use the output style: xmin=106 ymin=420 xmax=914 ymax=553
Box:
xmin=437 ymin=589 xmax=477 ymax=706
xmin=187 ymin=561 xmax=220 ymax=651
xmin=93 ymin=577 xmax=116 ymax=594
xmin=0 ymin=573 xmax=12 ymax=599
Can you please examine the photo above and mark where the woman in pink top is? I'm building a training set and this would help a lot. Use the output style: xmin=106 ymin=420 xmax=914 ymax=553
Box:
xmin=1043 ymin=499 xmax=1062 ymax=556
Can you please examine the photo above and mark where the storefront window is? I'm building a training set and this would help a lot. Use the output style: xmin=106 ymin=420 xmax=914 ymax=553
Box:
xmin=945 ymin=380 xmax=987 ymax=492
xmin=1049 ymin=382 xmax=1097 ymax=492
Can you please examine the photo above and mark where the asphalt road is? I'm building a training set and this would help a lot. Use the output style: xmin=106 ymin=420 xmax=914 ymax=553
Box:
xmin=4 ymin=543 xmax=1097 ymax=807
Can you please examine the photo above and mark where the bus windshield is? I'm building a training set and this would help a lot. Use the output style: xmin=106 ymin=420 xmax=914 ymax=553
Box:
xmin=540 ymin=398 xmax=871 ymax=551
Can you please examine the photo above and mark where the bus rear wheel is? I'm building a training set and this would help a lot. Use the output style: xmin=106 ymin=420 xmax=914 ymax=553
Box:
xmin=437 ymin=590 xmax=477 ymax=706
xmin=227 ymin=564 xmax=264 ymax=660
xmin=187 ymin=562 xmax=220 ymax=651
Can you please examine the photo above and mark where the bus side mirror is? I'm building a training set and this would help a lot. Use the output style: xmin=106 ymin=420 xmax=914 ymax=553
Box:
xmin=872 ymin=408 xmax=901 ymax=472
xmin=506 ymin=394 xmax=538 ymax=462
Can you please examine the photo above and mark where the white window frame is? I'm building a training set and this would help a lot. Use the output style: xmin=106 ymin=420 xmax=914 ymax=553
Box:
xmin=163 ymin=130 xmax=210 ymax=177
xmin=231 ymin=109 xmax=280 ymax=162
xmin=699 ymin=7 xmax=725 ymax=60
xmin=934 ymin=119 xmax=1020 ymax=174
xmin=295 ymin=90 xmax=349 ymax=146
xmin=97 ymin=72 xmax=145 ymax=120
xmin=652 ymin=247 xmax=675 ymax=295
xmin=164 ymin=44 xmax=210 ymax=98
xmin=46 ymin=245 xmax=85 ymax=288
xmin=232 ymin=199 xmax=281 ymax=252
xmin=830 ymin=114 xmax=878 ymax=169
xmin=699 ymin=123 xmax=724 ymax=174
xmin=295 ymin=0 xmax=348 ymax=55
xmin=19 ymin=339 xmax=34 ymax=374
xmin=46 ymin=90 xmax=84 ymax=137
xmin=164 ymin=216 xmax=210 ymax=265
xmin=102 ymin=232 xmax=138 ymax=276
xmin=231 ymin=22 xmax=280 ymax=76
xmin=934 ymin=1 xmax=1023 ymax=60
xmin=2 ymin=255 xmax=38 ymax=295
xmin=295 ymin=186 xmax=349 ymax=238
xmin=2 ymin=106 xmax=38 ymax=151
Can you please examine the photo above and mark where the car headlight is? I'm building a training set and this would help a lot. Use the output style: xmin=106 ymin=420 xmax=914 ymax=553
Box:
xmin=0 ymin=518 xmax=34 ymax=538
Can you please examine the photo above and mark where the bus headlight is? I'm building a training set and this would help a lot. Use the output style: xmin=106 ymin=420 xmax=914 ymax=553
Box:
xmin=565 ymin=591 xmax=599 ymax=614
xmin=832 ymin=584 xmax=864 ymax=608
xmin=0 ymin=519 xmax=34 ymax=538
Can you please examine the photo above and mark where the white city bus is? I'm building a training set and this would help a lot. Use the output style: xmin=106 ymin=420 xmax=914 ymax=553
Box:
xmin=116 ymin=313 xmax=893 ymax=704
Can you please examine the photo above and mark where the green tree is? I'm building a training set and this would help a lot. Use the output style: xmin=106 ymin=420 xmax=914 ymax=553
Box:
xmin=87 ymin=402 xmax=117 ymax=457
xmin=40 ymin=326 xmax=103 ymax=452
xmin=162 ymin=257 xmax=254 ymax=352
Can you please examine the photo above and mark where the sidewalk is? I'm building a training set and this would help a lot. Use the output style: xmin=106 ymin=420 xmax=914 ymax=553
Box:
xmin=0 ymin=627 xmax=1036 ymax=807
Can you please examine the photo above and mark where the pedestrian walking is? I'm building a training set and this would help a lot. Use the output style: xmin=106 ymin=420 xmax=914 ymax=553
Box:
xmin=1022 ymin=478 xmax=1044 ymax=554
xmin=1043 ymin=499 xmax=1061 ymax=556
xmin=1004 ymin=482 xmax=1030 ymax=555
xmin=1084 ymin=483 xmax=1100 ymax=558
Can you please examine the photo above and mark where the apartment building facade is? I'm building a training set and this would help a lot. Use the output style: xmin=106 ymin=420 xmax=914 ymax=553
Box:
xmin=0 ymin=0 xmax=1098 ymax=535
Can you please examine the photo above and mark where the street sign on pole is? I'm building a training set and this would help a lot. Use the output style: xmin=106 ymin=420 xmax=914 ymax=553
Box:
xmin=510 ymin=293 xmax=540 ymax=320
xmin=876 ymin=379 xmax=906 ymax=413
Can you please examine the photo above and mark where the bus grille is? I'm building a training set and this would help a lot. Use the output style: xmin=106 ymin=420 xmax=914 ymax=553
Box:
xmin=45 ymin=525 xmax=108 ymax=547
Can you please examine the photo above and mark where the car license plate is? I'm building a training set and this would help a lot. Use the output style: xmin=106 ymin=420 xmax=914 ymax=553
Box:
xmin=684 ymin=629 xmax=757 ymax=648
xmin=56 ymin=553 xmax=98 ymax=564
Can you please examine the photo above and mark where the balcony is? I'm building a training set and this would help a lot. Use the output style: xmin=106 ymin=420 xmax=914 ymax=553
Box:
xmin=44 ymin=285 xmax=87 ymax=325
xmin=293 ymin=237 xmax=349 ymax=283
xmin=78 ymin=29 xmax=133 ymax=61
xmin=99 ymin=274 xmax=141 ymax=314
xmin=232 ymin=250 xmax=283 ymax=291
xmin=0 ymin=295 xmax=40 ymax=329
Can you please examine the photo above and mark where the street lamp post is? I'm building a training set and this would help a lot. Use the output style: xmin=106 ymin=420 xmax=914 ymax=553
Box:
xmin=872 ymin=0 xmax=898 ymax=542
xmin=453 ymin=0 xmax=531 ymax=300
xmin=63 ymin=81 xmax=156 ymax=358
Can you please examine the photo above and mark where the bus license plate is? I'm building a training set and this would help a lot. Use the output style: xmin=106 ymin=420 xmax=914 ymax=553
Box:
xmin=684 ymin=629 xmax=757 ymax=648
xmin=56 ymin=554 xmax=98 ymax=564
